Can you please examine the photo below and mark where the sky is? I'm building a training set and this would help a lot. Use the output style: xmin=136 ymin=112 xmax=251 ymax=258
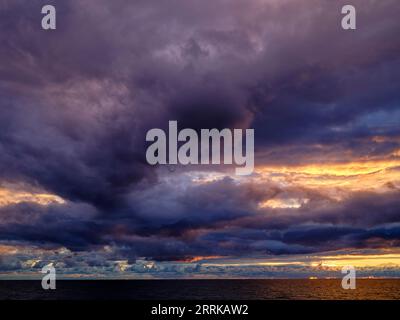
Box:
xmin=0 ymin=0 xmax=400 ymax=278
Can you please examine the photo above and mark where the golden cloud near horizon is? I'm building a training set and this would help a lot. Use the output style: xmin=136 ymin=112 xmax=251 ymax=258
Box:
xmin=0 ymin=187 xmax=65 ymax=207
xmin=256 ymin=158 xmax=400 ymax=207
xmin=200 ymin=253 xmax=400 ymax=269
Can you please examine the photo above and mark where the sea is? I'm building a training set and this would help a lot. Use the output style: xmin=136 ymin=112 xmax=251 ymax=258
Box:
xmin=1 ymin=279 xmax=400 ymax=300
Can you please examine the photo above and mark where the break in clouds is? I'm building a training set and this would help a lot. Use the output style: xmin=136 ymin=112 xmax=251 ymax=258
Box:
xmin=0 ymin=0 xmax=400 ymax=276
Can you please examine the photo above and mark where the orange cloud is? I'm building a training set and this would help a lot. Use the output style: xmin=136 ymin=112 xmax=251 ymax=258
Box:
xmin=0 ymin=187 xmax=65 ymax=207
xmin=256 ymin=159 xmax=400 ymax=202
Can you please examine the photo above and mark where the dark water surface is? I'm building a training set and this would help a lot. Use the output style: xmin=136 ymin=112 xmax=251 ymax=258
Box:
xmin=1 ymin=279 xmax=400 ymax=300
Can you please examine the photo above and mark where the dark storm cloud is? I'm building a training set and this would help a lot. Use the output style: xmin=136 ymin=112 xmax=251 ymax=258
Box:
xmin=0 ymin=202 xmax=101 ymax=250
xmin=209 ymin=189 xmax=400 ymax=254
xmin=0 ymin=0 xmax=400 ymax=264
xmin=1 ymin=0 xmax=400 ymax=204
